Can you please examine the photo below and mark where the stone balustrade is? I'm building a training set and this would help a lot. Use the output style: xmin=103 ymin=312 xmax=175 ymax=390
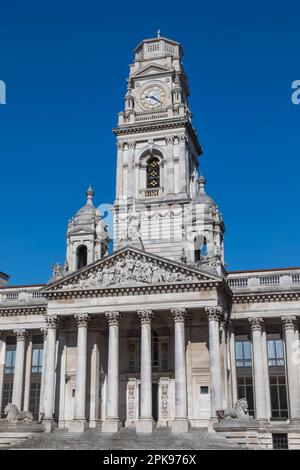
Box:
xmin=0 ymin=286 xmax=46 ymax=307
xmin=227 ymin=269 xmax=300 ymax=292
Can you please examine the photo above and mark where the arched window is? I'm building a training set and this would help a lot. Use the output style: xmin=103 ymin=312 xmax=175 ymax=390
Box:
xmin=76 ymin=245 xmax=87 ymax=269
xmin=147 ymin=157 xmax=160 ymax=189
xmin=194 ymin=235 xmax=207 ymax=262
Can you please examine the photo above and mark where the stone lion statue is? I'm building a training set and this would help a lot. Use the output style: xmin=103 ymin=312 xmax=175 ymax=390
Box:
xmin=216 ymin=398 xmax=250 ymax=421
xmin=4 ymin=403 xmax=34 ymax=423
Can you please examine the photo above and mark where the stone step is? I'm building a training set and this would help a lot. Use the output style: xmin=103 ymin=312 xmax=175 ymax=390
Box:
xmin=2 ymin=428 xmax=243 ymax=450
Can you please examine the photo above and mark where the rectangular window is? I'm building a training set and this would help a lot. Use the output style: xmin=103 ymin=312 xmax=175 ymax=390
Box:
xmin=272 ymin=433 xmax=288 ymax=449
xmin=160 ymin=342 xmax=169 ymax=371
xmin=267 ymin=339 xmax=285 ymax=366
xmin=200 ymin=386 xmax=209 ymax=395
xmin=269 ymin=375 xmax=288 ymax=418
xmin=237 ymin=376 xmax=254 ymax=416
xmin=32 ymin=346 xmax=43 ymax=374
xmin=128 ymin=342 xmax=136 ymax=373
xmin=4 ymin=347 xmax=16 ymax=374
xmin=29 ymin=381 xmax=41 ymax=420
xmin=235 ymin=340 xmax=252 ymax=367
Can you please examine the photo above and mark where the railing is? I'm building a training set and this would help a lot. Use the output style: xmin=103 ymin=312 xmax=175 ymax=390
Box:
xmin=0 ymin=286 xmax=46 ymax=307
xmin=228 ymin=278 xmax=248 ymax=288
xmin=228 ymin=270 xmax=300 ymax=292
xmin=135 ymin=112 xmax=169 ymax=122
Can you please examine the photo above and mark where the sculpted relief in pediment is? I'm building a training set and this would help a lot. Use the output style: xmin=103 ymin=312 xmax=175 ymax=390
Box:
xmin=58 ymin=253 xmax=200 ymax=291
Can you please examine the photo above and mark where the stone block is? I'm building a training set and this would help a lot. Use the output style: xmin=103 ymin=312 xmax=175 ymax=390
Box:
xmin=68 ymin=420 xmax=87 ymax=433
xmin=171 ymin=419 xmax=189 ymax=433
xmin=136 ymin=419 xmax=155 ymax=434
xmin=102 ymin=420 xmax=121 ymax=433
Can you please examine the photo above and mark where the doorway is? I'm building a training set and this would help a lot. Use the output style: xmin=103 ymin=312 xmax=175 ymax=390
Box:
xmin=152 ymin=383 xmax=158 ymax=422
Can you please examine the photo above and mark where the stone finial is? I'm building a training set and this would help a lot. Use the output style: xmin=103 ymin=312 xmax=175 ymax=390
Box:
xmin=249 ymin=317 xmax=264 ymax=331
xmin=137 ymin=309 xmax=154 ymax=324
xmin=45 ymin=315 xmax=60 ymax=329
xmin=281 ymin=315 xmax=297 ymax=330
xmin=86 ymin=185 xmax=94 ymax=205
xmin=171 ymin=307 xmax=187 ymax=323
xmin=74 ymin=313 xmax=91 ymax=328
xmin=105 ymin=311 xmax=122 ymax=326
xmin=198 ymin=174 xmax=207 ymax=194
xmin=205 ymin=306 xmax=223 ymax=322
xmin=14 ymin=329 xmax=26 ymax=341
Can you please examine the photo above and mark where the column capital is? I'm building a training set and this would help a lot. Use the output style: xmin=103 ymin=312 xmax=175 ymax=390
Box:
xmin=105 ymin=311 xmax=122 ymax=326
xmin=74 ymin=313 xmax=91 ymax=328
xmin=40 ymin=328 xmax=48 ymax=340
xmin=205 ymin=306 xmax=223 ymax=322
xmin=249 ymin=317 xmax=264 ymax=331
xmin=14 ymin=329 xmax=26 ymax=341
xmin=45 ymin=315 xmax=60 ymax=329
xmin=281 ymin=315 xmax=298 ymax=330
xmin=171 ymin=307 xmax=187 ymax=323
xmin=137 ymin=309 xmax=154 ymax=324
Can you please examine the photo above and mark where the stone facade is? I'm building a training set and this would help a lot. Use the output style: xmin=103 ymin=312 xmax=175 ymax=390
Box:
xmin=0 ymin=34 xmax=299 ymax=449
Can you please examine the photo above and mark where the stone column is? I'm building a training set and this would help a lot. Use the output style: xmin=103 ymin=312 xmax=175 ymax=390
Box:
xmin=282 ymin=315 xmax=300 ymax=420
xmin=229 ymin=324 xmax=238 ymax=405
xmin=116 ymin=142 xmax=124 ymax=199
xmin=249 ymin=317 xmax=268 ymax=420
xmin=165 ymin=136 xmax=174 ymax=194
xmin=171 ymin=307 xmax=189 ymax=433
xmin=206 ymin=307 xmax=223 ymax=417
xmin=136 ymin=309 xmax=154 ymax=434
xmin=0 ymin=334 xmax=5 ymax=411
xmin=43 ymin=315 xmax=59 ymax=431
xmin=12 ymin=329 xmax=26 ymax=410
xmin=39 ymin=329 xmax=48 ymax=416
xmin=69 ymin=313 xmax=90 ymax=432
xmin=178 ymin=135 xmax=187 ymax=193
xmin=102 ymin=311 xmax=121 ymax=433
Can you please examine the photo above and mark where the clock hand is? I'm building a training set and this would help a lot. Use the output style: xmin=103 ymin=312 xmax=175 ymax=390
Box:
xmin=148 ymin=95 xmax=162 ymax=103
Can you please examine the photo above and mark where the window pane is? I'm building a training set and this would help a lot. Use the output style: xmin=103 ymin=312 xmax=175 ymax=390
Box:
xmin=243 ymin=341 xmax=251 ymax=360
xmin=268 ymin=340 xmax=276 ymax=359
xmin=275 ymin=340 xmax=284 ymax=359
xmin=235 ymin=342 xmax=243 ymax=360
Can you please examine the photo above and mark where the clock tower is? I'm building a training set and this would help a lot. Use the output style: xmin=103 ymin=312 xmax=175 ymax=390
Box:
xmin=113 ymin=35 xmax=225 ymax=269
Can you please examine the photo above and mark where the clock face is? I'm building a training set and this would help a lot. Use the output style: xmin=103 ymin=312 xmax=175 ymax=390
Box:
xmin=140 ymin=85 xmax=166 ymax=110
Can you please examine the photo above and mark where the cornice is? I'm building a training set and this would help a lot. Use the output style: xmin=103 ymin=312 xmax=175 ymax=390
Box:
xmin=233 ymin=291 xmax=300 ymax=304
xmin=0 ymin=306 xmax=47 ymax=317
xmin=113 ymin=119 xmax=202 ymax=155
xmin=45 ymin=280 xmax=220 ymax=301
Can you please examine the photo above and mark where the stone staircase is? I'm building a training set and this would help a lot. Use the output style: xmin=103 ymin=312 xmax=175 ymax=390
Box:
xmin=3 ymin=427 xmax=244 ymax=450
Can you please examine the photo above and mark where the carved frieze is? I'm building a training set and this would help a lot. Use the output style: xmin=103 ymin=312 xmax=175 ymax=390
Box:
xmin=54 ymin=252 xmax=199 ymax=292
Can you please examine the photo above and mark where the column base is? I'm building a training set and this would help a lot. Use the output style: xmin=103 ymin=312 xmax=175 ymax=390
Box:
xmin=136 ymin=419 xmax=155 ymax=434
xmin=171 ymin=418 xmax=189 ymax=433
xmin=102 ymin=419 xmax=121 ymax=433
xmin=43 ymin=419 xmax=55 ymax=433
xmin=68 ymin=419 xmax=88 ymax=433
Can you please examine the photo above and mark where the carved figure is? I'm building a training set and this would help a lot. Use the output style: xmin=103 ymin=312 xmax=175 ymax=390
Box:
xmin=4 ymin=403 xmax=34 ymax=423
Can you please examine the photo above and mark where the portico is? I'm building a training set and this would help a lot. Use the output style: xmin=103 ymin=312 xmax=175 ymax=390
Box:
xmin=38 ymin=245 xmax=229 ymax=433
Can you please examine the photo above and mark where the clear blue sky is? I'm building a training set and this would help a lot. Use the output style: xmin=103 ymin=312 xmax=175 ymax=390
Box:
xmin=0 ymin=0 xmax=299 ymax=285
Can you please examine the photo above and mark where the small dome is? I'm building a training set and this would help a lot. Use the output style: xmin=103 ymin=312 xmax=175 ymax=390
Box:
xmin=73 ymin=185 xmax=97 ymax=226
xmin=193 ymin=175 xmax=217 ymax=207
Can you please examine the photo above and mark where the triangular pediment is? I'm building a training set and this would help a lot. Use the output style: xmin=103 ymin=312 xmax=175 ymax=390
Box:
xmin=132 ymin=63 xmax=172 ymax=78
xmin=68 ymin=226 xmax=95 ymax=235
xmin=43 ymin=246 xmax=221 ymax=294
